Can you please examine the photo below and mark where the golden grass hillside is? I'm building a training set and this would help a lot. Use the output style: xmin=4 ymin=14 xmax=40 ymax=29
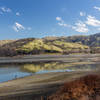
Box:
xmin=0 ymin=38 xmax=90 ymax=56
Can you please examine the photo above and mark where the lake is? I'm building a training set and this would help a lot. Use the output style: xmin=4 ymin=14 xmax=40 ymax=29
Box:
xmin=0 ymin=54 xmax=100 ymax=83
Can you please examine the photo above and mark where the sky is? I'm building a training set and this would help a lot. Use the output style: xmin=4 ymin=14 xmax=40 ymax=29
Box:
xmin=0 ymin=0 xmax=100 ymax=40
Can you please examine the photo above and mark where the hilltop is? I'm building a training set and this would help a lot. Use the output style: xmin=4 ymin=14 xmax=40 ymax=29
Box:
xmin=0 ymin=33 xmax=100 ymax=56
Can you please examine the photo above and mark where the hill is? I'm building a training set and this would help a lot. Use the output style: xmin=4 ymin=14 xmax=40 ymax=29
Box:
xmin=44 ymin=33 xmax=100 ymax=47
xmin=0 ymin=33 xmax=100 ymax=56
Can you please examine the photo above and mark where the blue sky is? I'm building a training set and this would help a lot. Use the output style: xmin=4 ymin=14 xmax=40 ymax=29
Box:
xmin=0 ymin=0 xmax=100 ymax=40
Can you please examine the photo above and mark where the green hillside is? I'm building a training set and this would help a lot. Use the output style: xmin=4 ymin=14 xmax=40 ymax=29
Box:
xmin=16 ymin=39 xmax=89 ymax=55
xmin=0 ymin=38 xmax=89 ymax=56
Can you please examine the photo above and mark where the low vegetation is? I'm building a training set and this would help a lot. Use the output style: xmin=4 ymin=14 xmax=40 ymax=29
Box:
xmin=46 ymin=74 xmax=100 ymax=100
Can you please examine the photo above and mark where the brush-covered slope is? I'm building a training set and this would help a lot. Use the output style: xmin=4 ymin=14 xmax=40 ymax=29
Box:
xmin=0 ymin=38 xmax=89 ymax=56
xmin=47 ymin=74 xmax=100 ymax=100
xmin=0 ymin=33 xmax=100 ymax=56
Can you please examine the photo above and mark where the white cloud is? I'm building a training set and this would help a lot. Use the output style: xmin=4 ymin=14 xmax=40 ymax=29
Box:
xmin=58 ymin=22 xmax=68 ymax=27
xmin=58 ymin=23 xmax=68 ymax=27
xmin=56 ymin=16 xmax=69 ymax=27
xmin=12 ymin=22 xmax=32 ymax=32
xmin=72 ymin=21 xmax=89 ymax=33
xmin=16 ymin=12 xmax=20 ymax=16
xmin=80 ymin=12 xmax=86 ymax=16
xmin=0 ymin=7 xmax=12 ymax=13
xmin=56 ymin=17 xmax=63 ymax=21
xmin=12 ymin=22 xmax=25 ymax=32
xmin=15 ymin=22 xmax=25 ymax=30
xmin=94 ymin=6 xmax=100 ymax=11
xmin=86 ymin=15 xmax=100 ymax=27
xmin=56 ymin=16 xmax=91 ymax=33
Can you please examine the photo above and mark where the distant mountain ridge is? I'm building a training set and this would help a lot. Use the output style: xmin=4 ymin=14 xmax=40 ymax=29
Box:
xmin=0 ymin=33 xmax=100 ymax=56
xmin=44 ymin=33 xmax=100 ymax=47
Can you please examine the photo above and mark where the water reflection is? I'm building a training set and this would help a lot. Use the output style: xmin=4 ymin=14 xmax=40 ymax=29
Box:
xmin=21 ymin=61 xmax=99 ymax=73
xmin=0 ymin=61 xmax=100 ymax=83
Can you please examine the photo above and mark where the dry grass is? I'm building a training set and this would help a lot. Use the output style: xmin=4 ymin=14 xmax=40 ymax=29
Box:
xmin=47 ymin=74 xmax=100 ymax=100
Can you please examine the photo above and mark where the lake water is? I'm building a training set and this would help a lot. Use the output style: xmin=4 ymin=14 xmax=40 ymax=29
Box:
xmin=0 ymin=65 xmax=31 ymax=82
xmin=0 ymin=61 xmax=100 ymax=83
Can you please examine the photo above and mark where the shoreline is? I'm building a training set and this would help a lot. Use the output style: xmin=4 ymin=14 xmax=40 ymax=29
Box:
xmin=0 ymin=54 xmax=100 ymax=64
xmin=0 ymin=71 xmax=93 ymax=99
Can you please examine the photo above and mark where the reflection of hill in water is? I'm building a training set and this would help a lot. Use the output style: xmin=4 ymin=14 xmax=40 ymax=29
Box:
xmin=21 ymin=61 xmax=99 ymax=73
